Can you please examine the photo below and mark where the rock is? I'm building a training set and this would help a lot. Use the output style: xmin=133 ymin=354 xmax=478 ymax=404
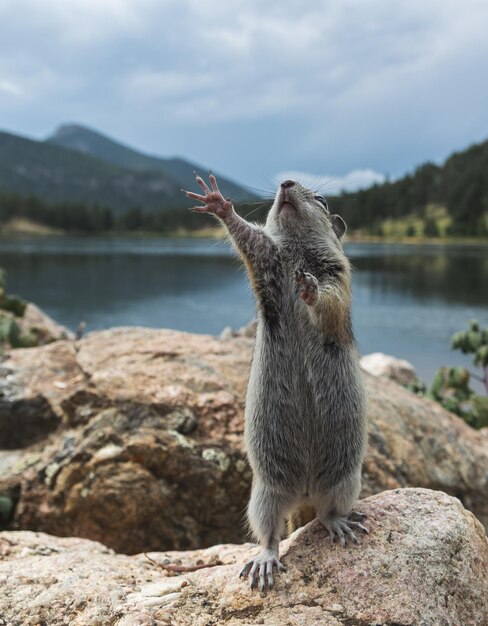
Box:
xmin=219 ymin=325 xmax=234 ymax=340
xmin=21 ymin=303 xmax=74 ymax=344
xmin=11 ymin=405 xmax=250 ymax=554
xmin=361 ymin=351 xmax=417 ymax=385
xmin=0 ymin=489 xmax=486 ymax=626
xmin=0 ymin=393 xmax=60 ymax=449
xmin=219 ymin=319 xmax=257 ymax=340
xmin=0 ymin=340 xmax=81 ymax=448
xmin=237 ymin=319 xmax=257 ymax=338
xmin=362 ymin=373 xmax=488 ymax=528
xmin=1 ymin=329 xmax=252 ymax=553
xmin=1 ymin=328 xmax=488 ymax=554
xmin=0 ymin=303 xmax=73 ymax=350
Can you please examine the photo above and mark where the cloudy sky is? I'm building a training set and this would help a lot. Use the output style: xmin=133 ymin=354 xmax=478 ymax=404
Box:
xmin=1 ymin=0 xmax=488 ymax=192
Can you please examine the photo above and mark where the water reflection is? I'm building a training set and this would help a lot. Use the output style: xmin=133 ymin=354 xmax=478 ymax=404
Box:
xmin=0 ymin=237 xmax=486 ymax=384
xmin=349 ymin=244 xmax=488 ymax=306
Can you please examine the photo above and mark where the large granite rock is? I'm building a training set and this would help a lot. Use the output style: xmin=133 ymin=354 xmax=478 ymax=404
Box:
xmin=0 ymin=329 xmax=251 ymax=552
xmin=360 ymin=351 xmax=417 ymax=385
xmin=0 ymin=489 xmax=486 ymax=626
xmin=0 ymin=328 xmax=487 ymax=553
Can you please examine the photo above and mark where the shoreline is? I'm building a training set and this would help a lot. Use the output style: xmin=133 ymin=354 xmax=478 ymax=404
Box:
xmin=1 ymin=226 xmax=487 ymax=246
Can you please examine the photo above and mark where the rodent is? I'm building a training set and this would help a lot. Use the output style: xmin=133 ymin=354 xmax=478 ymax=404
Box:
xmin=184 ymin=175 xmax=368 ymax=592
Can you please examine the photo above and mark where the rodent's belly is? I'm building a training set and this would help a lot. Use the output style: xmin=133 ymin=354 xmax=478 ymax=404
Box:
xmin=244 ymin=344 xmax=366 ymax=492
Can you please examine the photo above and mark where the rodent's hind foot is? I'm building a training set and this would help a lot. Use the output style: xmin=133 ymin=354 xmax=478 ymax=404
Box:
xmin=239 ymin=549 xmax=286 ymax=592
xmin=320 ymin=515 xmax=368 ymax=547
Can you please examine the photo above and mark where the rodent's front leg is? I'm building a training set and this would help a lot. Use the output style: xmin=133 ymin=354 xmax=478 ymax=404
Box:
xmin=184 ymin=174 xmax=270 ymax=254
xmin=295 ymin=268 xmax=319 ymax=306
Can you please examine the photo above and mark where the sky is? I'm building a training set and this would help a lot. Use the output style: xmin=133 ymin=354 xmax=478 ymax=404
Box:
xmin=1 ymin=0 xmax=488 ymax=193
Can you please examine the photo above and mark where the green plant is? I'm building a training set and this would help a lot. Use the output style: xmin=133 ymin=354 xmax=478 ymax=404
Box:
xmin=0 ymin=269 xmax=27 ymax=318
xmin=429 ymin=320 xmax=488 ymax=429
xmin=0 ymin=496 xmax=14 ymax=529
xmin=0 ymin=269 xmax=38 ymax=349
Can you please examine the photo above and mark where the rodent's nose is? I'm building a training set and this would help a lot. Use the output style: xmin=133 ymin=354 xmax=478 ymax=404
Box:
xmin=281 ymin=179 xmax=295 ymax=189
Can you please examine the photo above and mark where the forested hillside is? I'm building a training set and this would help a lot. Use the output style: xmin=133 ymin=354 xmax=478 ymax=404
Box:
xmin=0 ymin=126 xmax=255 ymax=219
xmin=0 ymin=129 xmax=486 ymax=236
xmin=47 ymin=124 xmax=255 ymax=203
xmin=0 ymin=189 xmax=223 ymax=233
xmin=332 ymin=139 xmax=488 ymax=237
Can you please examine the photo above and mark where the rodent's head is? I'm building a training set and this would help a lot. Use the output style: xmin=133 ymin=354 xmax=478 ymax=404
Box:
xmin=266 ymin=179 xmax=346 ymax=245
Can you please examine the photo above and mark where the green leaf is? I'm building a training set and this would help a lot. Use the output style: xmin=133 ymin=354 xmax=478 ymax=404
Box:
xmin=0 ymin=496 xmax=13 ymax=525
xmin=0 ymin=314 xmax=14 ymax=342
xmin=450 ymin=367 xmax=470 ymax=389
xmin=469 ymin=319 xmax=480 ymax=332
xmin=474 ymin=345 xmax=488 ymax=367
xmin=467 ymin=331 xmax=482 ymax=351
xmin=1 ymin=294 xmax=27 ymax=317
xmin=431 ymin=368 xmax=447 ymax=398
xmin=450 ymin=331 xmax=465 ymax=350
xmin=472 ymin=396 xmax=488 ymax=429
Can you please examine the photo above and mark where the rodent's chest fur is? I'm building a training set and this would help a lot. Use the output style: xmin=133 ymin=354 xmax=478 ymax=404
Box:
xmin=260 ymin=235 xmax=353 ymax=344
xmin=244 ymin=233 xmax=364 ymax=492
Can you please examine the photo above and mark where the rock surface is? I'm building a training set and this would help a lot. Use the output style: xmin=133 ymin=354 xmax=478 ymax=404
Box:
xmin=21 ymin=303 xmax=74 ymax=344
xmin=0 ymin=329 xmax=251 ymax=551
xmin=360 ymin=351 xmax=417 ymax=385
xmin=0 ymin=489 xmax=486 ymax=626
xmin=0 ymin=302 xmax=73 ymax=351
xmin=1 ymin=328 xmax=488 ymax=553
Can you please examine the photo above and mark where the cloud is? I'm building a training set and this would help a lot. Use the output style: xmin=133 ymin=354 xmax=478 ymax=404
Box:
xmin=0 ymin=79 xmax=22 ymax=96
xmin=274 ymin=169 xmax=386 ymax=194
xmin=0 ymin=0 xmax=487 ymax=187
xmin=125 ymin=70 xmax=216 ymax=100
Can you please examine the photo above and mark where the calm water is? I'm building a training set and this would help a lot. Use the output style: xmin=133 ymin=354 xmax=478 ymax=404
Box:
xmin=0 ymin=237 xmax=487 ymax=385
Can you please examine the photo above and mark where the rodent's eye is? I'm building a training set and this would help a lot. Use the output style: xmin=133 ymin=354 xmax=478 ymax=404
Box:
xmin=314 ymin=195 xmax=329 ymax=211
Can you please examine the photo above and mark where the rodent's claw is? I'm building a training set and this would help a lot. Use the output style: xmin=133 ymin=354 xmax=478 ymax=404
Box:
xmin=240 ymin=552 xmax=285 ymax=592
xmin=321 ymin=516 xmax=369 ymax=547
xmin=349 ymin=510 xmax=367 ymax=523
xmin=185 ymin=190 xmax=206 ymax=202
xmin=195 ymin=174 xmax=211 ymax=194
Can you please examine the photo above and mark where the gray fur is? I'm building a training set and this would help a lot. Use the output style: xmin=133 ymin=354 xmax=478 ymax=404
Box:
xmin=184 ymin=175 xmax=367 ymax=591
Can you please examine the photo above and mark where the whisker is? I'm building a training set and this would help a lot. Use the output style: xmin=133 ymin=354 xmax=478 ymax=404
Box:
xmin=209 ymin=238 xmax=225 ymax=251
xmin=243 ymin=202 xmax=271 ymax=221
xmin=244 ymin=185 xmax=274 ymax=198
xmin=236 ymin=199 xmax=270 ymax=208
xmin=255 ymin=172 xmax=277 ymax=197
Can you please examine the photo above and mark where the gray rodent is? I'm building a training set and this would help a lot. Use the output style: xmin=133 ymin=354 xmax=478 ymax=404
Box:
xmin=184 ymin=175 xmax=368 ymax=592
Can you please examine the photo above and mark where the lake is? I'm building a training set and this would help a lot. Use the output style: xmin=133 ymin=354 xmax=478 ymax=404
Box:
xmin=0 ymin=237 xmax=487 ymax=386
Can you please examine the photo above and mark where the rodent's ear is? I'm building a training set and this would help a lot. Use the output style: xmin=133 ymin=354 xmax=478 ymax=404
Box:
xmin=331 ymin=214 xmax=347 ymax=240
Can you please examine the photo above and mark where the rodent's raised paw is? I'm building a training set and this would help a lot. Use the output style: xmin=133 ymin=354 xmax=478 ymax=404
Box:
xmin=182 ymin=173 xmax=233 ymax=219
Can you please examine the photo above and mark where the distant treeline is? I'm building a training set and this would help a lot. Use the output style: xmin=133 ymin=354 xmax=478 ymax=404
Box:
xmin=1 ymin=138 xmax=488 ymax=236
xmin=0 ymin=191 xmax=256 ymax=233
xmin=333 ymin=140 xmax=488 ymax=237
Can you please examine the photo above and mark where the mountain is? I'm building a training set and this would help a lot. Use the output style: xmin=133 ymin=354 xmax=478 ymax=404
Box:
xmin=47 ymin=124 xmax=254 ymax=203
xmin=0 ymin=131 xmax=189 ymax=213
xmin=0 ymin=125 xmax=256 ymax=216
xmin=1 ymin=124 xmax=486 ymax=236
